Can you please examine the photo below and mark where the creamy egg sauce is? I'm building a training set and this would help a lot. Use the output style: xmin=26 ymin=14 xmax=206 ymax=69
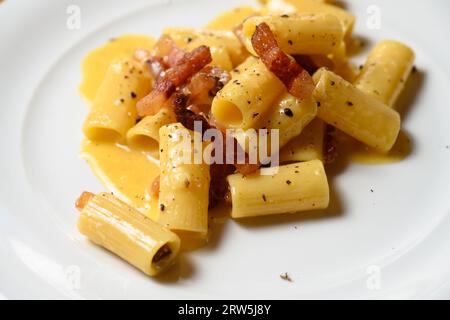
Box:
xmin=79 ymin=34 xmax=156 ymax=102
xmin=335 ymin=130 xmax=411 ymax=165
xmin=79 ymin=35 xmax=160 ymax=219
xmin=79 ymin=35 xmax=411 ymax=240
xmin=80 ymin=139 xmax=159 ymax=214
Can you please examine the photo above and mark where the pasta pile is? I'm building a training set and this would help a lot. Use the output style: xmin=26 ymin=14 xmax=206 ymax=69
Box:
xmin=77 ymin=0 xmax=415 ymax=276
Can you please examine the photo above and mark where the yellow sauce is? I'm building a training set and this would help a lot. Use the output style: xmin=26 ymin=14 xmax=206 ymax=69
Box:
xmin=79 ymin=34 xmax=156 ymax=102
xmin=79 ymin=34 xmax=159 ymax=217
xmin=336 ymin=130 xmax=412 ymax=165
xmin=80 ymin=139 xmax=159 ymax=213
xmin=206 ymin=6 xmax=259 ymax=30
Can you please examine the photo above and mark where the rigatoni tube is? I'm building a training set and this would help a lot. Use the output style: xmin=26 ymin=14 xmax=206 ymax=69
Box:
xmin=126 ymin=108 xmax=176 ymax=153
xmin=242 ymin=14 xmax=344 ymax=56
xmin=76 ymin=192 xmax=180 ymax=276
xmin=83 ymin=59 xmax=152 ymax=141
xmin=261 ymin=0 xmax=355 ymax=40
xmin=163 ymin=27 xmax=246 ymax=67
xmin=263 ymin=93 xmax=317 ymax=149
xmin=279 ymin=118 xmax=325 ymax=163
xmin=230 ymin=93 xmax=317 ymax=155
xmin=157 ymin=123 xmax=210 ymax=237
xmin=313 ymin=68 xmax=401 ymax=152
xmin=354 ymin=40 xmax=415 ymax=108
xmin=212 ymin=57 xmax=285 ymax=129
xmin=228 ymin=160 xmax=329 ymax=218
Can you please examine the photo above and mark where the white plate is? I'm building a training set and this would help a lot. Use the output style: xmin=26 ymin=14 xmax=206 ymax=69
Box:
xmin=1 ymin=0 xmax=450 ymax=299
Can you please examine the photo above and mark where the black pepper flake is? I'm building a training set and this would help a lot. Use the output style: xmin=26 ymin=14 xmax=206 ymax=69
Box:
xmin=160 ymin=204 xmax=165 ymax=212
xmin=317 ymin=101 xmax=321 ymax=107
xmin=295 ymin=170 xmax=299 ymax=173
xmin=288 ymin=40 xmax=293 ymax=46
xmin=120 ymin=98 xmax=125 ymax=103
xmin=331 ymin=81 xmax=335 ymax=86
xmin=252 ymin=113 xmax=259 ymax=118
xmin=412 ymin=66 xmax=417 ymax=73
xmin=247 ymin=100 xmax=251 ymax=104
xmin=286 ymin=180 xmax=292 ymax=185
xmin=160 ymin=149 xmax=164 ymax=153
xmin=281 ymin=14 xmax=290 ymax=18
xmin=131 ymin=92 xmax=137 ymax=99
xmin=359 ymin=65 xmax=364 ymax=70
xmin=347 ymin=101 xmax=354 ymax=106
xmin=284 ymin=108 xmax=294 ymax=117
xmin=186 ymin=37 xmax=193 ymax=43
xmin=262 ymin=194 xmax=267 ymax=202
xmin=370 ymin=189 xmax=374 ymax=193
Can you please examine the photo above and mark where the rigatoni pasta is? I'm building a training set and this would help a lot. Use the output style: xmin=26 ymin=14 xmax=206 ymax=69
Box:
xmin=242 ymin=14 xmax=344 ymax=56
xmin=157 ymin=123 xmax=210 ymax=237
xmin=211 ymin=56 xmax=285 ymax=129
xmin=227 ymin=160 xmax=329 ymax=218
xmin=263 ymin=93 xmax=317 ymax=148
xmin=354 ymin=40 xmax=415 ymax=107
xmin=163 ymin=27 xmax=247 ymax=67
xmin=279 ymin=118 xmax=325 ymax=163
xmin=261 ymin=0 xmax=355 ymax=40
xmin=313 ymin=68 xmax=401 ymax=152
xmin=229 ymin=93 xmax=317 ymax=155
xmin=83 ymin=59 xmax=152 ymax=141
xmin=126 ymin=107 xmax=176 ymax=153
xmin=208 ymin=46 xmax=234 ymax=71
xmin=76 ymin=192 xmax=180 ymax=276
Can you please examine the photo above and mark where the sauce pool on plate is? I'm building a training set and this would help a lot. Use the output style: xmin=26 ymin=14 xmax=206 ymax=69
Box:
xmin=79 ymin=34 xmax=159 ymax=217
